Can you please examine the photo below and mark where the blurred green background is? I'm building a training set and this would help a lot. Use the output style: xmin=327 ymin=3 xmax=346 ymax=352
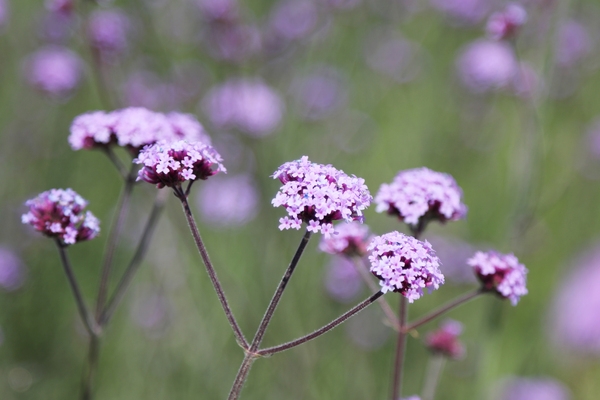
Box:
xmin=2 ymin=0 xmax=600 ymax=399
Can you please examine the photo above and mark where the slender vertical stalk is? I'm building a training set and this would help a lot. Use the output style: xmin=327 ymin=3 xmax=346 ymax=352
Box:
xmin=257 ymin=291 xmax=384 ymax=356
xmin=81 ymin=335 xmax=100 ymax=400
xmin=421 ymin=355 xmax=446 ymax=400
xmin=102 ymin=148 xmax=129 ymax=179
xmin=391 ymin=296 xmax=408 ymax=400
xmin=353 ymin=257 xmax=399 ymax=331
xmin=100 ymin=190 xmax=167 ymax=325
xmin=95 ymin=171 xmax=136 ymax=322
xmin=177 ymin=190 xmax=248 ymax=348
xmin=403 ymin=289 xmax=482 ymax=333
xmin=55 ymin=240 xmax=99 ymax=337
xmin=227 ymin=230 xmax=312 ymax=399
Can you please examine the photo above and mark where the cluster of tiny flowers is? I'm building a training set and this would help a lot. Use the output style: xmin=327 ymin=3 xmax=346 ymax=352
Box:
xmin=87 ymin=9 xmax=130 ymax=56
xmin=68 ymin=108 xmax=211 ymax=153
xmin=486 ymin=3 xmax=527 ymax=41
xmin=21 ymin=189 xmax=100 ymax=245
xmin=26 ymin=45 xmax=82 ymax=97
xmin=318 ymin=221 xmax=372 ymax=257
xmin=375 ymin=167 xmax=467 ymax=227
xmin=467 ymin=251 xmax=528 ymax=305
xmin=134 ymin=140 xmax=226 ymax=189
xmin=272 ymin=156 xmax=372 ymax=236
xmin=367 ymin=231 xmax=444 ymax=302
xmin=424 ymin=319 xmax=465 ymax=359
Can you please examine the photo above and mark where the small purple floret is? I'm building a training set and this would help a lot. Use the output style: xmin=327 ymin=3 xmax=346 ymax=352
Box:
xmin=468 ymin=251 xmax=528 ymax=305
xmin=134 ymin=140 xmax=226 ymax=189
xmin=272 ymin=156 xmax=371 ymax=237
xmin=375 ymin=167 xmax=467 ymax=227
xmin=21 ymin=188 xmax=100 ymax=245
xmin=367 ymin=231 xmax=444 ymax=302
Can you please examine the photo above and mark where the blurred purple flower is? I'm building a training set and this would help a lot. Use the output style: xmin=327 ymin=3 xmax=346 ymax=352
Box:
xmin=0 ymin=0 xmax=8 ymax=29
xmin=401 ymin=396 xmax=421 ymax=400
xmin=196 ymin=174 xmax=259 ymax=227
xmin=427 ymin=235 xmax=479 ymax=284
xmin=585 ymin=118 xmax=600 ymax=159
xmin=204 ymin=23 xmax=262 ymax=62
xmin=202 ymin=79 xmax=284 ymax=137
xmin=290 ymin=66 xmax=347 ymax=121
xmin=486 ymin=3 xmax=528 ymax=41
xmin=365 ymin=31 xmax=424 ymax=84
xmin=319 ymin=221 xmax=372 ymax=257
xmin=424 ymin=319 xmax=465 ymax=359
xmin=430 ymin=0 xmax=491 ymax=25
xmin=324 ymin=255 xmax=363 ymax=303
xmin=269 ymin=0 xmax=318 ymax=41
xmin=25 ymin=45 xmax=82 ymax=97
xmin=555 ymin=20 xmax=592 ymax=68
xmin=493 ymin=377 xmax=572 ymax=400
xmin=121 ymin=71 xmax=190 ymax=111
xmin=196 ymin=0 xmax=239 ymax=23
xmin=88 ymin=9 xmax=130 ymax=58
xmin=130 ymin=286 xmax=170 ymax=337
xmin=0 ymin=247 xmax=26 ymax=291
xmin=456 ymin=39 xmax=518 ymax=93
xmin=21 ymin=189 xmax=100 ymax=246
xmin=468 ymin=251 xmax=528 ymax=305
xmin=368 ymin=231 xmax=444 ymax=301
xmin=549 ymin=244 xmax=600 ymax=355
xmin=511 ymin=62 xmax=542 ymax=98
xmin=40 ymin=10 xmax=74 ymax=43
xmin=45 ymin=0 xmax=73 ymax=16
xmin=272 ymin=156 xmax=372 ymax=236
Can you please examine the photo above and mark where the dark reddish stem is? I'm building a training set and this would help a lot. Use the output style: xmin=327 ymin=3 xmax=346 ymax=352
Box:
xmin=391 ymin=296 xmax=408 ymax=400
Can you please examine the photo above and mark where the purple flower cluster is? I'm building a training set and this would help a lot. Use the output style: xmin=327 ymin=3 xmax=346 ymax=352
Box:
xmin=69 ymin=108 xmax=211 ymax=154
xmin=272 ymin=156 xmax=371 ymax=236
xmin=486 ymin=3 xmax=527 ymax=41
xmin=494 ymin=377 xmax=572 ymax=400
xmin=134 ymin=140 xmax=226 ymax=189
xmin=467 ymin=251 xmax=528 ymax=305
xmin=21 ymin=188 xmax=100 ymax=246
xmin=319 ymin=221 xmax=372 ymax=257
xmin=367 ymin=231 xmax=444 ymax=301
xmin=0 ymin=247 xmax=26 ymax=291
xmin=25 ymin=45 xmax=82 ymax=97
xmin=375 ymin=167 xmax=467 ymax=227
xmin=424 ymin=319 xmax=465 ymax=359
xmin=202 ymin=79 xmax=284 ymax=137
xmin=456 ymin=40 xmax=518 ymax=93
xmin=87 ymin=9 xmax=130 ymax=57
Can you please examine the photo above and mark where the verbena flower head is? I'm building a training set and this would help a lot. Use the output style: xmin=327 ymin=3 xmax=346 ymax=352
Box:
xmin=272 ymin=156 xmax=372 ymax=236
xmin=368 ymin=231 xmax=444 ymax=302
xmin=456 ymin=39 xmax=517 ymax=93
xmin=69 ymin=111 xmax=118 ymax=150
xmin=21 ymin=189 xmax=100 ymax=245
xmin=319 ymin=221 xmax=372 ymax=257
xmin=375 ymin=167 xmax=467 ymax=229
xmin=468 ymin=251 xmax=527 ymax=305
xmin=494 ymin=377 xmax=572 ymax=400
xmin=25 ymin=45 xmax=82 ymax=97
xmin=0 ymin=247 xmax=26 ymax=291
xmin=424 ymin=319 xmax=465 ymax=359
xmin=134 ymin=140 xmax=226 ymax=189
xmin=87 ymin=9 xmax=130 ymax=57
xmin=486 ymin=3 xmax=527 ymax=41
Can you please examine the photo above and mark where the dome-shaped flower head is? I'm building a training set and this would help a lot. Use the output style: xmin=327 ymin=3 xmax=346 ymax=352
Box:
xmin=493 ymin=377 xmax=572 ymax=400
xmin=167 ymin=112 xmax=212 ymax=144
xmin=272 ymin=156 xmax=372 ymax=237
xmin=134 ymin=140 xmax=226 ymax=189
xmin=486 ymin=3 xmax=527 ymax=41
xmin=21 ymin=188 xmax=100 ymax=245
xmin=456 ymin=40 xmax=518 ymax=93
xmin=375 ymin=167 xmax=467 ymax=230
xmin=87 ymin=9 xmax=130 ymax=57
xmin=68 ymin=111 xmax=119 ymax=150
xmin=467 ymin=251 xmax=527 ymax=305
xmin=25 ymin=45 xmax=82 ymax=97
xmin=367 ymin=231 xmax=444 ymax=302
xmin=319 ymin=221 xmax=372 ymax=257
xmin=424 ymin=319 xmax=465 ymax=359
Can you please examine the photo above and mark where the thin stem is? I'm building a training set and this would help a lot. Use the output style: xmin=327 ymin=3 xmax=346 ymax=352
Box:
xmin=100 ymin=190 xmax=167 ymax=326
xmin=258 ymin=291 xmax=384 ymax=356
xmin=177 ymin=189 xmax=248 ymax=348
xmin=249 ymin=229 xmax=312 ymax=351
xmin=227 ymin=355 xmax=258 ymax=400
xmin=391 ymin=296 xmax=408 ymax=400
xmin=403 ymin=289 xmax=482 ymax=333
xmin=81 ymin=335 xmax=100 ymax=400
xmin=421 ymin=355 xmax=446 ymax=400
xmin=95 ymin=171 xmax=136 ymax=322
xmin=102 ymin=148 xmax=129 ymax=179
xmin=55 ymin=240 xmax=99 ymax=337
xmin=353 ymin=256 xmax=399 ymax=331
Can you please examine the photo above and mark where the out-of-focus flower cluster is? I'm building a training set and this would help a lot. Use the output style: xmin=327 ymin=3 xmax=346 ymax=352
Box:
xmin=134 ymin=140 xmax=226 ymax=189
xmin=25 ymin=45 xmax=82 ymax=97
xmin=493 ymin=376 xmax=572 ymax=400
xmin=375 ymin=167 xmax=467 ymax=227
xmin=424 ymin=319 xmax=465 ymax=359
xmin=21 ymin=189 xmax=100 ymax=246
xmin=319 ymin=221 xmax=372 ymax=257
xmin=272 ymin=156 xmax=371 ymax=236
xmin=368 ymin=231 xmax=444 ymax=301
xmin=69 ymin=108 xmax=211 ymax=154
xmin=468 ymin=251 xmax=528 ymax=305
